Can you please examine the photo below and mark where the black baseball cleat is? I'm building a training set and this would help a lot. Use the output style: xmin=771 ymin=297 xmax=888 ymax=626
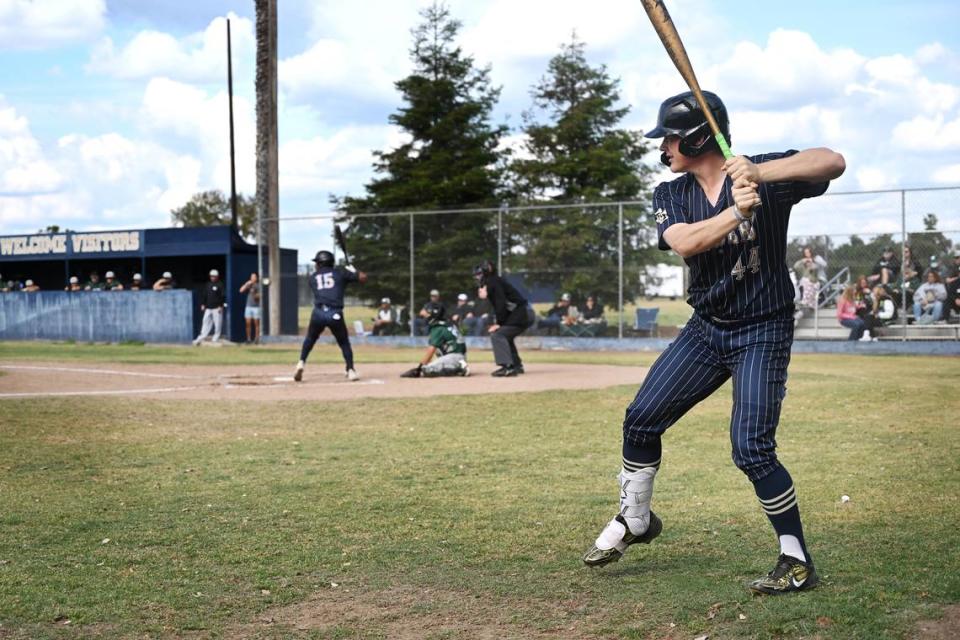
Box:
xmin=400 ymin=366 xmax=422 ymax=378
xmin=491 ymin=365 xmax=510 ymax=377
xmin=582 ymin=512 xmax=663 ymax=567
xmin=748 ymin=554 xmax=819 ymax=595
xmin=515 ymin=364 xmax=525 ymax=374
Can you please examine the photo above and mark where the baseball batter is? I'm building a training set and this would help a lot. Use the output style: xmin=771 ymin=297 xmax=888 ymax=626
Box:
xmin=400 ymin=302 xmax=470 ymax=378
xmin=294 ymin=250 xmax=367 ymax=382
xmin=582 ymin=91 xmax=845 ymax=595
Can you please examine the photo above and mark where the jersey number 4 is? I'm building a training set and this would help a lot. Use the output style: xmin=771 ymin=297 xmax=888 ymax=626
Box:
xmin=315 ymin=273 xmax=335 ymax=289
xmin=731 ymin=247 xmax=761 ymax=280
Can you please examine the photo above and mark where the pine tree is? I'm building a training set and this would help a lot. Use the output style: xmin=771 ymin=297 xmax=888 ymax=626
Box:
xmin=334 ymin=3 xmax=506 ymax=311
xmin=508 ymin=36 xmax=658 ymax=311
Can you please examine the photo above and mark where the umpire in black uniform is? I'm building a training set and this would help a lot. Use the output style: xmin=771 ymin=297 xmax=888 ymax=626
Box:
xmin=474 ymin=260 xmax=535 ymax=377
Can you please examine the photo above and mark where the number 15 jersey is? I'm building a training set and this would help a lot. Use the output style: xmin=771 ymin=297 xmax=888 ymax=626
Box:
xmin=654 ymin=150 xmax=830 ymax=322
xmin=309 ymin=266 xmax=358 ymax=309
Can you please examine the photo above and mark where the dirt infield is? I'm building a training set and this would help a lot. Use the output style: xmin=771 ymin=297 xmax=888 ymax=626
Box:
xmin=0 ymin=361 xmax=648 ymax=401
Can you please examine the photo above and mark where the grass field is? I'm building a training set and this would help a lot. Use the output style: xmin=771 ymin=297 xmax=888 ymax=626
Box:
xmin=1 ymin=342 xmax=958 ymax=639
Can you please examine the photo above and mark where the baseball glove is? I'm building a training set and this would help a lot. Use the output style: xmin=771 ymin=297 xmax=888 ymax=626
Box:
xmin=400 ymin=365 xmax=422 ymax=378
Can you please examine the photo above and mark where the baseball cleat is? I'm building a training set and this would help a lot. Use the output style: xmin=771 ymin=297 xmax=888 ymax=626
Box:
xmin=748 ymin=554 xmax=819 ymax=595
xmin=515 ymin=364 xmax=525 ymax=374
xmin=293 ymin=363 xmax=304 ymax=382
xmin=582 ymin=512 xmax=662 ymax=568
xmin=458 ymin=361 xmax=470 ymax=377
xmin=346 ymin=368 xmax=360 ymax=381
xmin=400 ymin=366 xmax=422 ymax=378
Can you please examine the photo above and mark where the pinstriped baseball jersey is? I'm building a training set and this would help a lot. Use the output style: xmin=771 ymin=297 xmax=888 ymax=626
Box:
xmin=654 ymin=150 xmax=829 ymax=321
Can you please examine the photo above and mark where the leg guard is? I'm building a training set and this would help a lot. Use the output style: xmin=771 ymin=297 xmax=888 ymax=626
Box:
xmin=583 ymin=467 xmax=662 ymax=567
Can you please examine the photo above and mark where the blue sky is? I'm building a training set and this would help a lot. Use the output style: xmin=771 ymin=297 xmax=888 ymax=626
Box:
xmin=1 ymin=0 xmax=958 ymax=258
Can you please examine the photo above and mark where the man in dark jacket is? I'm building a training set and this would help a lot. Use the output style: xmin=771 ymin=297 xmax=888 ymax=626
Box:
xmin=193 ymin=269 xmax=227 ymax=345
xmin=474 ymin=260 xmax=535 ymax=377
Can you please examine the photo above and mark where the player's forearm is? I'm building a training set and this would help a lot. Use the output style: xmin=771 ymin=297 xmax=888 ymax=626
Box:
xmin=664 ymin=207 xmax=743 ymax=258
xmin=419 ymin=347 xmax=436 ymax=366
xmin=757 ymin=148 xmax=846 ymax=183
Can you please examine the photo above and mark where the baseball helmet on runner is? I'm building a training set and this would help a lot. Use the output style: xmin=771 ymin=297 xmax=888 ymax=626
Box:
xmin=313 ymin=250 xmax=335 ymax=267
xmin=645 ymin=91 xmax=730 ymax=163
xmin=423 ymin=301 xmax=446 ymax=326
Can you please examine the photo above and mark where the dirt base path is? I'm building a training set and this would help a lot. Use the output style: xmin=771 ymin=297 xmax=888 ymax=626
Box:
xmin=0 ymin=361 xmax=647 ymax=401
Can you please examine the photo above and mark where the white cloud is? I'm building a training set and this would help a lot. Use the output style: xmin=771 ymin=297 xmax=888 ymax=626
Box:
xmin=0 ymin=0 xmax=105 ymax=50
xmin=891 ymin=112 xmax=960 ymax=151
xmin=856 ymin=167 xmax=897 ymax=191
xmin=279 ymin=39 xmax=401 ymax=104
xmin=0 ymin=99 xmax=62 ymax=194
xmin=87 ymin=13 xmax=255 ymax=83
xmin=932 ymin=164 xmax=960 ymax=185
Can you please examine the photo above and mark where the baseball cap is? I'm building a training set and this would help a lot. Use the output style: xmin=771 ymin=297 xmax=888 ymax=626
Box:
xmin=381 ymin=297 xmax=391 ymax=304
xmin=457 ymin=293 xmax=467 ymax=300
xmin=209 ymin=269 xmax=219 ymax=277
xmin=25 ymin=279 xmax=34 ymax=286
xmin=133 ymin=273 xmax=142 ymax=280
xmin=430 ymin=289 xmax=440 ymax=296
xmin=162 ymin=271 xmax=172 ymax=279
xmin=105 ymin=271 xmax=115 ymax=278
xmin=561 ymin=292 xmax=571 ymax=301
xmin=69 ymin=276 xmax=79 ymax=284
xmin=954 ymin=250 xmax=960 ymax=257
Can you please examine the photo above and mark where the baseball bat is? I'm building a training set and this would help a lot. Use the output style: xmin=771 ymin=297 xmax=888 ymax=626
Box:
xmin=640 ymin=0 xmax=733 ymax=160
xmin=334 ymin=224 xmax=351 ymax=265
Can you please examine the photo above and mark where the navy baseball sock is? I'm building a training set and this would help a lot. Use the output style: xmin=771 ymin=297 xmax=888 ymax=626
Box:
xmin=752 ymin=465 xmax=810 ymax=563
xmin=622 ymin=437 xmax=661 ymax=471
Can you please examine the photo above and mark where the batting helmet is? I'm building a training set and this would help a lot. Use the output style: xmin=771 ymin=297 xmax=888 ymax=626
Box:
xmin=473 ymin=260 xmax=496 ymax=284
xmin=423 ymin=301 xmax=446 ymax=326
xmin=313 ymin=250 xmax=335 ymax=267
xmin=645 ymin=91 xmax=730 ymax=163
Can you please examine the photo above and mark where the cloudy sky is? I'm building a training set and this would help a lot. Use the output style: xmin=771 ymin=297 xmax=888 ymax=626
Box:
xmin=1 ymin=0 xmax=959 ymax=258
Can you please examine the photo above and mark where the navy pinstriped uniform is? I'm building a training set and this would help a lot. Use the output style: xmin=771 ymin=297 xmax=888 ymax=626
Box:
xmin=624 ymin=150 xmax=829 ymax=482
xmin=300 ymin=266 xmax=359 ymax=368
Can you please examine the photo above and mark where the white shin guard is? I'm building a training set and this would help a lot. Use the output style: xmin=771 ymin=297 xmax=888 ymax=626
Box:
xmin=619 ymin=466 xmax=657 ymax=536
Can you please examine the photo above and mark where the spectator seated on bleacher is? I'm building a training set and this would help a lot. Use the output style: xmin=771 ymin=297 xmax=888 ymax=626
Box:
xmin=900 ymin=245 xmax=923 ymax=301
xmin=539 ymin=293 xmax=576 ymax=334
xmin=837 ymin=285 xmax=874 ymax=341
xmin=792 ymin=246 xmax=827 ymax=312
xmin=912 ymin=271 xmax=947 ymax=325
xmin=470 ymin=297 xmax=493 ymax=336
xmin=872 ymin=286 xmax=898 ymax=326
xmin=562 ymin=295 xmax=607 ymax=337
xmin=867 ymin=247 xmax=899 ymax=289
xmin=450 ymin=293 xmax=479 ymax=335
xmin=372 ymin=297 xmax=399 ymax=336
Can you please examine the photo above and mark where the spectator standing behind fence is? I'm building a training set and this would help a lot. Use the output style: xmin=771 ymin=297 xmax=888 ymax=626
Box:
xmin=193 ymin=269 xmax=226 ymax=345
xmin=103 ymin=271 xmax=124 ymax=290
xmin=912 ymin=271 xmax=946 ymax=324
xmin=868 ymin=247 xmax=899 ymax=288
xmin=153 ymin=272 xmax=174 ymax=290
xmin=450 ymin=292 xmax=477 ymax=334
xmin=65 ymin=276 xmax=81 ymax=291
xmin=371 ymin=297 xmax=398 ymax=336
xmin=792 ymin=247 xmax=826 ymax=313
xmin=129 ymin=274 xmax=146 ymax=290
xmin=837 ymin=285 xmax=870 ymax=341
xmin=240 ymin=272 xmax=262 ymax=344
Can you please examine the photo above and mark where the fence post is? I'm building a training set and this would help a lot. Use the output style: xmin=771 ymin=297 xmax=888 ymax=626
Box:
xmin=497 ymin=205 xmax=504 ymax=276
xmin=901 ymin=190 xmax=907 ymax=342
xmin=618 ymin=202 xmax=624 ymax=339
xmin=409 ymin=212 xmax=415 ymax=338
xmin=256 ymin=206 xmax=264 ymax=336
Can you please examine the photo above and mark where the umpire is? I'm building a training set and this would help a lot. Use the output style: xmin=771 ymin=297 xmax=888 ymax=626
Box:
xmin=474 ymin=260 xmax=535 ymax=377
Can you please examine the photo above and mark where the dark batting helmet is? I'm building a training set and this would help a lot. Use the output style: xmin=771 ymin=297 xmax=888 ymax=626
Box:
xmin=473 ymin=260 xmax=496 ymax=284
xmin=423 ymin=301 xmax=446 ymax=326
xmin=645 ymin=91 xmax=730 ymax=163
xmin=313 ymin=250 xmax=335 ymax=267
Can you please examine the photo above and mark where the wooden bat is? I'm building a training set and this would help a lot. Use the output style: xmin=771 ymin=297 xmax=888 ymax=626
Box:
xmin=334 ymin=224 xmax=351 ymax=265
xmin=641 ymin=0 xmax=733 ymax=160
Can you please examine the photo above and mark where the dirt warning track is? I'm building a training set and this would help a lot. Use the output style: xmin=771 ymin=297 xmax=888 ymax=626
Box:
xmin=0 ymin=361 xmax=648 ymax=401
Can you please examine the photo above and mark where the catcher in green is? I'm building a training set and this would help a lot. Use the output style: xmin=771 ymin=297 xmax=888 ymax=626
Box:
xmin=401 ymin=302 xmax=469 ymax=378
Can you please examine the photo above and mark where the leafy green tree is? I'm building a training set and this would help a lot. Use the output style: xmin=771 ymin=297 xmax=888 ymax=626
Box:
xmin=333 ymin=3 xmax=506 ymax=308
xmin=506 ymin=36 xmax=656 ymax=309
xmin=170 ymin=190 xmax=258 ymax=240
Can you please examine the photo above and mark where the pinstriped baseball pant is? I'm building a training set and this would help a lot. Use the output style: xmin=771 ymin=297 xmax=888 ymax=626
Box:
xmin=623 ymin=311 xmax=793 ymax=482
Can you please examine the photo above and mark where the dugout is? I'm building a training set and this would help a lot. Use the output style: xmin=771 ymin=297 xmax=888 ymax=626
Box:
xmin=0 ymin=226 xmax=298 ymax=342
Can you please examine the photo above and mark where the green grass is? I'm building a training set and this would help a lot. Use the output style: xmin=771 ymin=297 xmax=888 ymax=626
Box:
xmin=0 ymin=350 xmax=957 ymax=639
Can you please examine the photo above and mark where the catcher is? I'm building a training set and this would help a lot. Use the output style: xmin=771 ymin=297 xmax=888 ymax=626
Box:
xmin=400 ymin=302 xmax=469 ymax=378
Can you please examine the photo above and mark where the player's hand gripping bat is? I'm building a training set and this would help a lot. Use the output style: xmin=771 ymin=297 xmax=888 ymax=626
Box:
xmin=640 ymin=0 xmax=733 ymax=160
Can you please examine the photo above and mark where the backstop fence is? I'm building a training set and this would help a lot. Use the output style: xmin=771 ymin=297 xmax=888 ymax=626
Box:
xmin=271 ymin=186 xmax=959 ymax=340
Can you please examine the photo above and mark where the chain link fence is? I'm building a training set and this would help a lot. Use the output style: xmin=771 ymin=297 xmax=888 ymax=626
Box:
xmin=270 ymin=187 xmax=959 ymax=340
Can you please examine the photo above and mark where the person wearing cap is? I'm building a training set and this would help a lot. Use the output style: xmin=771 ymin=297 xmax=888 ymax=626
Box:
xmin=22 ymin=279 xmax=40 ymax=292
xmin=193 ymin=269 xmax=226 ymax=345
xmin=539 ymin=292 xmax=575 ymax=334
xmin=84 ymin=271 xmax=104 ymax=291
xmin=65 ymin=276 xmax=82 ymax=292
xmin=414 ymin=289 xmax=443 ymax=336
xmin=129 ymin=274 xmax=146 ymax=291
xmin=103 ymin=271 xmax=124 ymax=291
xmin=152 ymin=272 xmax=175 ymax=290
xmin=450 ymin=292 xmax=477 ymax=334
xmin=867 ymin=247 xmax=899 ymax=288
xmin=371 ymin=297 xmax=398 ymax=336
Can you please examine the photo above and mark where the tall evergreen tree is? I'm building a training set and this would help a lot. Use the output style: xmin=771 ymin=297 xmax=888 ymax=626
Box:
xmin=334 ymin=3 xmax=506 ymax=309
xmin=508 ymin=37 xmax=658 ymax=309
